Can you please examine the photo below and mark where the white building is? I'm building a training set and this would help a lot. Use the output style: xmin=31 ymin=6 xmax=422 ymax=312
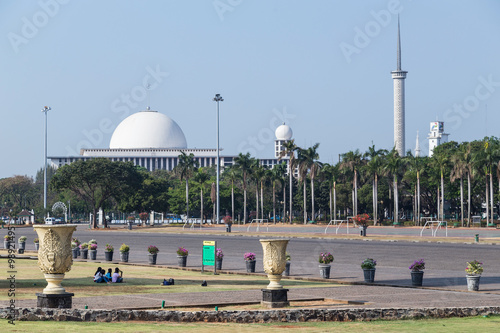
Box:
xmin=49 ymin=108 xmax=289 ymax=171
xmin=427 ymin=121 xmax=449 ymax=156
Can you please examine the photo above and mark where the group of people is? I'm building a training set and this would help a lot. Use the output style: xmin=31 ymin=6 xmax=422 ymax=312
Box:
xmin=93 ymin=267 xmax=123 ymax=283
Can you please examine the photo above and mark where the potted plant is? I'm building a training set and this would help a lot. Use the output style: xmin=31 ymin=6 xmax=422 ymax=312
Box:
xmin=215 ymin=248 xmax=224 ymax=270
xmin=127 ymin=216 xmax=135 ymax=230
xmin=80 ymin=242 xmax=88 ymax=259
xmin=119 ymin=243 xmax=130 ymax=262
xmin=361 ymin=258 xmax=377 ymax=283
xmin=71 ymin=241 xmax=78 ymax=258
xmin=319 ymin=252 xmax=334 ymax=279
xmin=105 ymin=244 xmax=114 ymax=261
xmin=72 ymin=238 xmax=81 ymax=256
xmin=89 ymin=243 xmax=98 ymax=260
xmin=465 ymin=260 xmax=483 ymax=291
xmin=177 ymin=247 xmax=189 ymax=267
xmin=139 ymin=212 xmax=149 ymax=226
xmin=148 ymin=245 xmax=159 ymax=264
xmin=223 ymin=215 xmax=233 ymax=233
xmin=18 ymin=236 xmax=27 ymax=253
xmin=409 ymin=259 xmax=425 ymax=286
xmin=354 ymin=213 xmax=369 ymax=236
xmin=34 ymin=238 xmax=39 ymax=251
xmin=244 ymin=252 xmax=256 ymax=273
xmin=4 ymin=235 xmax=12 ymax=249
xmin=283 ymin=252 xmax=291 ymax=276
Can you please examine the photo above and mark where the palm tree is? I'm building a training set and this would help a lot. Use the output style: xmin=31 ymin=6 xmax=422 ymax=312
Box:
xmin=450 ymin=149 xmax=468 ymax=227
xmin=278 ymin=140 xmax=298 ymax=223
xmin=253 ymin=164 xmax=268 ymax=220
xmin=194 ymin=168 xmax=210 ymax=225
xmin=461 ymin=143 xmax=474 ymax=226
xmin=300 ymin=143 xmax=322 ymax=221
xmin=295 ymin=148 xmax=309 ymax=224
xmin=340 ymin=150 xmax=365 ymax=217
xmin=222 ymin=166 xmax=239 ymax=222
xmin=271 ymin=163 xmax=286 ymax=224
xmin=234 ymin=153 xmax=254 ymax=223
xmin=431 ymin=153 xmax=448 ymax=220
xmin=176 ymin=151 xmax=199 ymax=221
xmin=384 ymin=148 xmax=405 ymax=225
xmin=406 ymin=152 xmax=425 ymax=225
xmin=321 ymin=163 xmax=341 ymax=222
xmin=364 ymin=145 xmax=387 ymax=225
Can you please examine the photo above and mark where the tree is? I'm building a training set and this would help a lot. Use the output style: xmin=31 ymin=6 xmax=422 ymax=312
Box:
xmin=300 ymin=143 xmax=322 ymax=221
xmin=118 ymin=170 xmax=170 ymax=214
xmin=176 ymin=152 xmax=199 ymax=221
xmin=384 ymin=148 xmax=405 ymax=225
xmin=222 ymin=166 xmax=238 ymax=222
xmin=50 ymin=158 xmax=142 ymax=228
xmin=193 ymin=168 xmax=210 ymax=224
xmin=279 ymin=139 xmax=298 ymax=223
xmin=234 ymin=153 xmax=254 ymax=223
xmin=450 ymin=148 xmax=468 ymax=226
xmin=270 ymin=163 xmax=286 ymax=223
xmin=321 ymin=163 xmax=340 ymax=222
xmin=340 ymin=150 xmax=365 ymax=217
xmin=295 ymin=148 xmax=309 ymax=224
xmin=364 ymin=145 xmax=387 ymax=225
xmin=405 ymin=152 xmax=425 ymax=225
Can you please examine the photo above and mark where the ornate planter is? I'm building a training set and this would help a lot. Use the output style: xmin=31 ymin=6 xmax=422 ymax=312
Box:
xmin=246 ymin=260 xmax=256 ymax=273
xmin=411 ymin=271 xmax=424 ymax=286
xmin=216 ymin=258 xmax=223 ymax=270
xmin=466 ymin=275 xmax=481 ymax=291
xmin=319 ymin=264 xmax=331 ymax=279
xmin=81 ymin=249 xmax=88 ymax=259
xmin=259 ymin=239 xmax=290 ymax=289
xmin=104 ymin=251 xmax=114 ymax=261
xmin=35 ymin=243 xmax=39 ymax=251
xmin=89 ymin=250 xmax=97 ymax=260
xmin=120 ymin=251 xmax=129 ymax=262
xmin=18 ymin=241 xmax=26 ymax=251
xmin=33 ymin=225 xmax=77 ymax=294
xmin=283 ymin=261 xmax=291 ymax=276
xmin=148 ymin=253 xmax=157 ymax=265
xmin=363 ymin=268 xmax=376 ymax=283
xmin=177 ymin=255 xmax=187 ymax=267
xmin=72 ymin=248 xmax=78 ymax=258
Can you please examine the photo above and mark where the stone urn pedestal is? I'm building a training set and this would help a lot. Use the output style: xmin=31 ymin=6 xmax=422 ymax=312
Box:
xmin=259 ymin=238 xmax=290 ymax=308
xmin=33 ymin=225 xmax=77 ymax=308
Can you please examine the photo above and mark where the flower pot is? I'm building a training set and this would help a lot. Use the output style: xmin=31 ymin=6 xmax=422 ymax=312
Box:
xmin=104 ymin=251 xmax=113 ymax=261
xmin=89 ymin=249 xmax=97 ymax=260
xmin=319 ymin=264 xmax=331 ymax=279
xmin=363 ymin=268 xmax=376 ymax=283
xmin=359 ymin=225 xmax=367 ymax=237
xmin=466 ymin=275 xmax=481 ymax=291
xmin=18 ymin=241 xmax=26 ymax=251
xmin=4 ymin=240 xmax=11 ymax=249
xmin=81 ymin=249 xmax=88 ymax=259
xmin=35 ymin=243 xmax=39 ymax=251
xmin=120 ymin=251 xmax=129 ymax=262
xmin=411 ymin=271 xmax=424 ymax=286
xmin=177 ymin=255 xmax=187 ymax=267
xmin=283 ymin=261 xmax=291 ymax=276
xmin=246 ymin=260 xmax=256 ymax=273
xmin=216 ymin=258 xmax=223 ymax=270
xmin=72 ymin=248 xmax=78 ymax=259
xmin=225 ymin=223 xmax=232 ymax=233
xmin=148 ymin=253 xmax=157 ymax=265
xmin=76 ymin=247 xmax=80 ymax=257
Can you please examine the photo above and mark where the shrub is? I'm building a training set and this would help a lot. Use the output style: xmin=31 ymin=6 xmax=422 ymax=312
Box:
xmin=361 ymin=258 xmax=377 ymax=270
xmin=89 ymin=239 xmax=97 ymax=245
xmin=33 ymin=238 xmax=39 ymax=243
xmin=80 ymin=242 xmax=88 ymax=250
xmin=119 ymin=243 xmax=130 ymax=252
xmin=409 ymin=259 xmax=425 ymax=272
xmin=89 ymin=244 xmax=98 ymax=250
xmin=105 ymin=244 xmax=114 ymax=252
xmin=148 ymin=245 xmax=159 ymax=254
xmin=216 ymin=248 xmax=224 ymax=259
xmin=19 ymin=236 xmax=27 ymax=242
xmin=286 ymin=252 xmax=291 ymax=261
xmin=244 ymin=252 xmax=256 ymax=261
xmin=176 ymin=247 xmax=188 ymax=256
xmin=466 ymin=260 xmax=483 ymax=276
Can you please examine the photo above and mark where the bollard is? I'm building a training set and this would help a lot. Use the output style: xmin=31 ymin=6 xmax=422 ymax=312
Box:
xmin=84 ymin=305 xmax=88 ymax=309
xmin=161 ymin=300 xmax=165 ymax=308
xmin=215 ymin=306 xmax=218 ymax=311
xmin=475 ymin=234 xmax=479 ymax=243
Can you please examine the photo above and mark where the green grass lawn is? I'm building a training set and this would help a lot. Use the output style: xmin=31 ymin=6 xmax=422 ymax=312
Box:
xmin=2 ymin=315 xmax=500 ymax=332
xmin=0 ymin=258 xmax=333 ymax=300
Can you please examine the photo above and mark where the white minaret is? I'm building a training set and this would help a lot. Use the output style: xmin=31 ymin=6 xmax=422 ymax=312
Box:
xmin=392 ymin=17 xmax=408 ymax=157
xmin=415 ymin=131 xmax=421 ymax=157
xmin=428 ymin=121 xmax=449 ymax=156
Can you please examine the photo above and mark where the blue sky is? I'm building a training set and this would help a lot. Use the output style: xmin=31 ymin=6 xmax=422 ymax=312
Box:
xmin=1 ymin=0 xmax=499 ymax=178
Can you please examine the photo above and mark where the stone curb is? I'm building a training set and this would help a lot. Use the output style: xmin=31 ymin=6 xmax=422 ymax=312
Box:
xmin=2 ymin=306 xmax=499 ymax=323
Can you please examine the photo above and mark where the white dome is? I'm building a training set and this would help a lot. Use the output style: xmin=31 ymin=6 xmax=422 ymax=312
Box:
xmin=110 ymin=110 xmax=187 ymax=149
xmin=275 ymin=123 xmax=293 ymax=140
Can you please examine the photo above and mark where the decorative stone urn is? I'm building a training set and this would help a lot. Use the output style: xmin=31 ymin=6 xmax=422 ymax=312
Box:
xmin=33 ymin=225 xmax=77 ymax=294
xmin=259 ymin=239 xmax=289 ymax=290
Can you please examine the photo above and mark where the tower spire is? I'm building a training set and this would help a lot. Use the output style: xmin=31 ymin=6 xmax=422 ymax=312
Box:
xmin=415 ymin=131 xmax=421 ymax=157
xmin=397 ymin=15 xmax=401 ymax=71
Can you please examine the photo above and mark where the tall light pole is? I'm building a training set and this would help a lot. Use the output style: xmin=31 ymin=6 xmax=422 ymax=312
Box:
xmin=42 ymin=106 xmax=51 ymax=210
xmin=213 ymin=94 xmax=223 ymax=225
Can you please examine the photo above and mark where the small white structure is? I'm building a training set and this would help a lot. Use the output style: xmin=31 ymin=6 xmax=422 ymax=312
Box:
xmin=428 ymin=121 xmax=449 ymax=156
xmin=274 ymin=123 xmax=293 ymax=158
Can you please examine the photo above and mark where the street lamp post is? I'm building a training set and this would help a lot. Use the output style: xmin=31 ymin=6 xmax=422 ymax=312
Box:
xmin=213 ymin=94 xmax=223 ymax=226
xmin=42 ymin=106 xmax=51 ymax=210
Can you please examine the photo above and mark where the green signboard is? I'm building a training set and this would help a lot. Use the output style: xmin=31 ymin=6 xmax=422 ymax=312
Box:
xmin=202 ymin=241 xmax=216 ymax=266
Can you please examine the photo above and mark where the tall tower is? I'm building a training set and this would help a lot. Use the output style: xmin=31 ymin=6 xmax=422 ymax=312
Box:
xmin=415 ymin=131 xmax=421 ymax=157
xmin=428 ymin=121 xmax=449 ymax=157
xmin=392 ymin=17 xmax=408 ymax=156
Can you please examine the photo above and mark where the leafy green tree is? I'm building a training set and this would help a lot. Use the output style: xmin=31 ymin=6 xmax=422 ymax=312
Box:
xmin=279 ymin=139 xmax=298 ymax=223
xmin=50 ymin=158 xmax=142 ymax=228
xmin=364 ymin=145 xmax=387 ymax=225
xmin=234 ymin=153 xmax=254 ymax=223
xmin=193 ymin=168 xmax=210 ymax=223
xmin=340 ymin=150 xmax=365 ymax=217
xmin=176 ymin=152 xmax=199 ymax=220
xmin=384 ymin=148 xmax=405 ymax=224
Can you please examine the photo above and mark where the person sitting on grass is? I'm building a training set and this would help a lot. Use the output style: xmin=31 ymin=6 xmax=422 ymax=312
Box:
xmin=101 ymin=269 xmax=111 ymax=283
xmin=94 ymin=268 xmax=105 ymax=283
xmin=112 ymin=267 xmax=123 ymax=283
xmin=105 ymin=268 xmax=113 ymax=280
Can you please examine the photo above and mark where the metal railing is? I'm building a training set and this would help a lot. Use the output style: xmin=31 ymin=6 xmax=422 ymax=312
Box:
xmin=247 ymin=219 xmax=269 ymax=232
xmin=420 ymin=220 xmax=448 ymax=237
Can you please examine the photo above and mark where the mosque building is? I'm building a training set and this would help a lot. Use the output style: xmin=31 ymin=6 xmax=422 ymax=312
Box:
xmin=49 ymin=107 xmax=292 ymax=171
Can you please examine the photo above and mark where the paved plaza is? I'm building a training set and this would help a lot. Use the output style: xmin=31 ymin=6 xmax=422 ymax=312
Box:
xmin=2 ymin=224 xmax=500 ymax=311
